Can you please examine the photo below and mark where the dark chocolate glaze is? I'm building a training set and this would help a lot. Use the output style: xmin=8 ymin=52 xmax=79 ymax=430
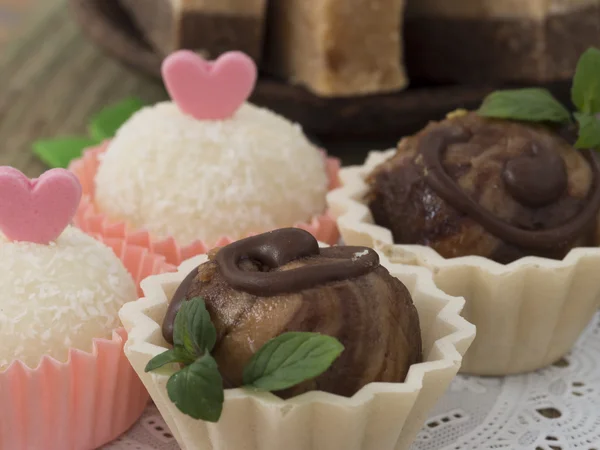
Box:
xmin=502 ymin=143 xmax=568 ymax=207
xmin=420 ymin=124 xmax=600 ymax=250
xmin=215 ymin=228 xmax=379 ymax=296
xmin=162 ymin=228 xmax=379 ymax=345
xmin=162 ymin=266 xmax=199 ymax=344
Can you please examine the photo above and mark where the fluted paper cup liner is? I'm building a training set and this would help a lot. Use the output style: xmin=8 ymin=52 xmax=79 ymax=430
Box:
xmin=327 ymin=149 xmax=600 ymax=375
xmin=69 ymin=143 xmax=341 ymax=266
xmin=119 ymin=248 xmax=475 ymax=450
xmin=0 ymin=238 xmax=175 ymax=450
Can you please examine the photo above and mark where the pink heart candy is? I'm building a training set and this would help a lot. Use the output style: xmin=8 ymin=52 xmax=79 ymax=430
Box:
xmin=0 ymin=167 xmax=82 ymax=245
xmin=162 ymin=50 xmax=258 ymax=121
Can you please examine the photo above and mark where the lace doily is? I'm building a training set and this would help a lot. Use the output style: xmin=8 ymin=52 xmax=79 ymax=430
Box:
xmin=103 ymin=312 xmax=600 ymax=450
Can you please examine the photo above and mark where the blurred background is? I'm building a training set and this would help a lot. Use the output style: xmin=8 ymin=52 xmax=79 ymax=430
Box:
xmin=0 ymin=0 xmax=594 ymax=175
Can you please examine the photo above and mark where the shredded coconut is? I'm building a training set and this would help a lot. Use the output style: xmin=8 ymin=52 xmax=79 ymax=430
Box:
xmin=94 ymin=102 xmax=329 ymax=246
xmin=0 ymin=227 xmax=136 ymax=369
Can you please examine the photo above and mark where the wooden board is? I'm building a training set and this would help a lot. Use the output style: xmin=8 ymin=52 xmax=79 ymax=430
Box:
xmin=69 ymin=0 xmax=575 ymax=143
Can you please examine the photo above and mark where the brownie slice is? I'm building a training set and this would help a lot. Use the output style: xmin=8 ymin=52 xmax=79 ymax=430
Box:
xmin=264 ymin=0 xmax=408 ymax=97
xmin=404 ymin=0 xmax=600 ymax=83
xmin=121 ymin=0 xmax=268 ymax=61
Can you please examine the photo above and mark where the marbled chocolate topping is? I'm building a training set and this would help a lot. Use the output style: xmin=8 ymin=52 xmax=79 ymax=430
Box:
xmin=163 ymin=228 xmax=379 ymax=343
xmin=367 ymin=113 xmax=600 ymax=263
xmin=420 ymin=123 xmax=600 ymax=250
xmin=162 ymin=228 xmax=422 ymax=398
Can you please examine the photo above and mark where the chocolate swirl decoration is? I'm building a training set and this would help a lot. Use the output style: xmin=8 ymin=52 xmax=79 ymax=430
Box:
xmin=162 ymin=228 xmax=379 ymax=344
xmin=420 ymin=125 xmax=600 ymax=249
xmin=215 ymin=228 xmax=379 ymax=296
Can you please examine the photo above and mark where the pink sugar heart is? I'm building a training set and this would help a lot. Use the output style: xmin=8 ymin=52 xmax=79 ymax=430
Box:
xmin=0 ymin=167 xmax=82 ymax=245
xmin=162 ymin=50 xmax=258 ymax=121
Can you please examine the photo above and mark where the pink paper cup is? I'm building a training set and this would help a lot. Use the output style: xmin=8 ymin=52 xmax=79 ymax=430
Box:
xmin=0 ymin=238 xmax=175 ymax=450
xmin=69 ymin=142 xmax=342 ymax=266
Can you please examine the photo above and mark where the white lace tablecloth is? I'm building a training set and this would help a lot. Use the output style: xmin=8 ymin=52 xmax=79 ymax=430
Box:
xmin=103 ymin=313 xmax=600 ymax=450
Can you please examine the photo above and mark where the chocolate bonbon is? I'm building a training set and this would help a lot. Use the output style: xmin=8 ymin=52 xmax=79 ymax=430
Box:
xmin=367 ymin=112 xmax=600 ymax=262
xmin=162 ymin=228 xmax=422 ymax=398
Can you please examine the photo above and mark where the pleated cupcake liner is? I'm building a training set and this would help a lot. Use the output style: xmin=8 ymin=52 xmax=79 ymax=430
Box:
xmin=69 ymin=143 xmax=341 ymax=266
xmin=119 ymin=248 xmax=476 ymax=450
xmin=327 ymin=149 xmax=600 ymax=375
xmin=0 ymin=237 xmax=175 ymax=450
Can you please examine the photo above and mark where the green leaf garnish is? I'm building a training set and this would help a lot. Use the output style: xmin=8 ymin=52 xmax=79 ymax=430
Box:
xmin=574 ymin=112 xmax=600 ymax=149
xmin=145 ymin=347 xmax=195 ymax=372
xmin=166 ymin=354 xmax=224 ymax=422
xmin=571 ymin=47 xmax=600 ymax=115
xmin=88 ymin=97 xmax=144 ymax=141
xmin=242 ymin=332 xmax=345 ymax=392
xmin=477 ymin=88 xmax=572 ymax=124
xmin=33 ymin=97 xmax=145 ymax=168
xmin=173 ymin=297 xmax=217 ymax=358
xmin=146 ymin=304 xmax=344 ymax=421
xmin=32 ymin=137 xmax=98 ymax=169
xmin=475 ymin=47 xmax=600 ymax=152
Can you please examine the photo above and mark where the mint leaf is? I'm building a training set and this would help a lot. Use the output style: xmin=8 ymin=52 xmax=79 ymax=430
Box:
xmin=145 ymin=347 xmax=195 ymax=372
xmin=173 ymin=297 xmax=217 ymax=358
xmin=242 ymin=332 xmax=344 ymax=392
xmin=572 ymin=47 xmax=600 ymax=114
xmin=32 ymin=137 xmax=98 ymax=168
xmin=477 ymin=88 xmax=572 ymax=124
xmin=574 ymin=112 xmax=600 ymax=149
xmin=88 ymin=97 xmax=144 ymax=141
xmin=166 ymin=354 xmax=224 ymax=422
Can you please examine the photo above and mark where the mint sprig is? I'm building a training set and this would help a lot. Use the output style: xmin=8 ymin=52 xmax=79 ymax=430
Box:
xmin=167 ymin=354 xmax=224 ymax=422
xmin=145 ymin=347 xmax=195 ymax=372
xmin=173 ymin=295 xmax=217 ymax=357
xmin=32 ymin=97 xmax=145 ymax=169
xmin=574 ymin=112 xmax=600 ymax=149
xmin=33 ymin=137 xmax=99 ymax=169
xmin=478 ymin=88 xmax=572 ymax=124
xmin=243 ymin=332 xmax=344 ymax=392
xmin=89 ymin=97 xmax=145 ymax=141
xmin=145 ymin=297 xmax=344 ymax=422
xmin=572 ymin=48 xmax=600 ymax=115
xmin=476 ymin=46 xmax=600 ymax=150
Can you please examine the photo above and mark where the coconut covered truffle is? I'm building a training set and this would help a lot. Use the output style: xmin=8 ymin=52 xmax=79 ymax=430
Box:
xmin=93 ymin=51 xmax=330 ymax=248
xmin=366 ymin=112 xmax=600 ymax=263
xmin=0 ymin=226 xmax=136 ymax=369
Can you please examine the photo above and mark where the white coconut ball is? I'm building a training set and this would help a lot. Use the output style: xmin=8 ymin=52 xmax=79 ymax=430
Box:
xmin=0 ymin=227 xmax=137 ymax=370
xmin=93 ymin=102 xmax=329 ymax=247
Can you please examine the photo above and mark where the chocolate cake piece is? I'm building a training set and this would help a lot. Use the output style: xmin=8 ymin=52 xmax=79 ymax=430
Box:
xmin=264 ymin=0 xmax=408 ymax=97
xmin=121 ymin=0 xmax=268 ymax=61
xmin=404 ymin=0 xmax=600 ymax=83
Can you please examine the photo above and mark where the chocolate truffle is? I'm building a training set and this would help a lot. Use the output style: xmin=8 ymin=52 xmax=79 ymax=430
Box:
xmin=162 ymin=228 xmax=422 ymax=398
xmin=366 ymin=112 xmax=600 ymax=263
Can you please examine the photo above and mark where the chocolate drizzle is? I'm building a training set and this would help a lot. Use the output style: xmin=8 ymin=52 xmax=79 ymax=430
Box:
xmin=420 ymin=124 xmax=600 ymax=249
xmin=215 ymin=228 xmax=379 ymax=296
xmin=162 ymin=228 xmax=379 ymax=344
